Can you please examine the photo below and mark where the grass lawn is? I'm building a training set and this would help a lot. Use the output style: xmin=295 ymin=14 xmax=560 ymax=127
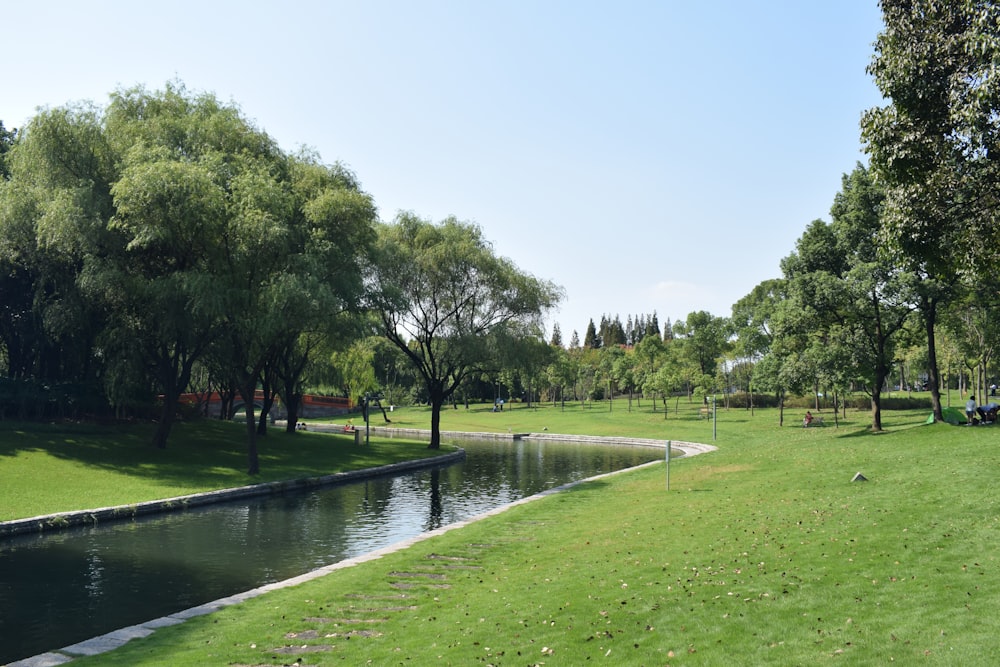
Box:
xmin=0 ymin=419 xmax=440 ymax=521
xmin=50 ymin=398 xmax=1000 ymax=666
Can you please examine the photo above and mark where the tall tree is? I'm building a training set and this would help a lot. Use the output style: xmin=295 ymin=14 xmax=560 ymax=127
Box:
xmin=0 ymin=121 xmax=16 ymax=179
xmin=549 ymin=322 xmax=563 ymax=348
xmin=0 ymin=105 xmax=115 ymax=398
xmin=862 ymin=0 xmax=997 ymax=422
xmin=672 ymin=310 xmax=731 ymax=394
xmin=583 ymin=319 xmax=600 ymax=349
xmin=270 ymin=153 xmax=377 ymax=433
xmin=732 ymin=279 xmax=788 ymax=409
xmin=368 ymin=214 xmax=561 ymax=448
xmin=103 ymin=86 xmax=236 ymax=448
xmin=782 ymin=166 xmax=914 ymax=431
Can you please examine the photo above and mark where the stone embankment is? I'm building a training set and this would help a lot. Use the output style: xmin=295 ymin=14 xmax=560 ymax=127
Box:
xmin=6 ymin=432 xmax=714 ymax=667
xmin=321 ymin=422 xmax=716 ymax=458
xmin=0 ymin=449 xmax=465 ymax=538
xmin=1 ymin=430 xmax=713 ymax=539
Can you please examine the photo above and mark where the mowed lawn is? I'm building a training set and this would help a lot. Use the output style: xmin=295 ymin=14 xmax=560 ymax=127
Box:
xmin=0 ymin=419 xmax=441 ymax=522
xmin=31 ymin=398 xmax=1000 ymax=666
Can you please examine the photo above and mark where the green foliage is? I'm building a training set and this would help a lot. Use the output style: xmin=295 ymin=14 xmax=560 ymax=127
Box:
xmin=368 ymin=213 xmax=562 ymax=447
xmin=0 ymin=120 xmax=16 ymax=179
xmin=0 ymin=83 xmax=379 ymax=468
xmin=864 ymin=0 xmax=1000 ymax=279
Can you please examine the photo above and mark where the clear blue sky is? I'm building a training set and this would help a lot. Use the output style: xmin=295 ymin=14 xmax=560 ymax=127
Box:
xmin=5 ymin=1 xmax=885 ymax=340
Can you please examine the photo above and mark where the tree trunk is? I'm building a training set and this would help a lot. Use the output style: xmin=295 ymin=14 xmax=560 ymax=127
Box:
xmin=916 ymin=323 xmax=937 ymax=413
xmin=150 ymin=352 xmax=195 ymax=449
xmin=256 ymin=379 xmax=277 ymax=436
xmin=283 ymin=392 xmax=302 ymax=433
xmin=870 ymin=388 xmax=883 ymax=431
xmin=152 ymin=393 xmax=177 ymax=449
xmin=256 ymin=397 xmax=271 ymax=435
xmin=871 ymin=368 xmax=886 ymax=432
xmin=239 ymin=384 xmax=260 ymax=474
xmin=428 ymin=394 xmax=443 ymax=449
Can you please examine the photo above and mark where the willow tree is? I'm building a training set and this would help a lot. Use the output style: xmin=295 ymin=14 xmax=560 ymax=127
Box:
xmin=0 ymin=105 xmax=116 ymax=405
xmin=368 ymin=213 xmax=561 ymax=448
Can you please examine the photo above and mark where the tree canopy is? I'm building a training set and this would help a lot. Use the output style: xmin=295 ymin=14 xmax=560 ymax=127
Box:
xmin=0 ymin=84 xmax=377 ymax=472
xmin=367 ymin=213 xmax=562 ymax=448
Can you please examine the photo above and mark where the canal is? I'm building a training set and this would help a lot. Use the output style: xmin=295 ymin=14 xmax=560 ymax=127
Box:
xmin=0 ymin=436 xmax=666 ymax=664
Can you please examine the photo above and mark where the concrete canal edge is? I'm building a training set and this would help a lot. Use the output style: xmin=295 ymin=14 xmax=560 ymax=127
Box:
xmin=0 ymin=448 xmax=466 ymax=539
xmin=321 ymin=422 xmax=718 ymax=456
xmin=6 ymin=434 xmax=715 ymax=667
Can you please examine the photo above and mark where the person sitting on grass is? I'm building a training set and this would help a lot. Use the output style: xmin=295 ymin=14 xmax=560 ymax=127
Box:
xmin=804 ymin=411 xmax=814 ymax=427
xmin=977 ymin=401 xmax=1000 ymax=424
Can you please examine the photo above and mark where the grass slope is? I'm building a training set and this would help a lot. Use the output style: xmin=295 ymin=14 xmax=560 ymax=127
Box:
xmin=0 ymin=420 xmax=439 ymax=521
xmin=54 ymin=401 xmax=1000 ymax=666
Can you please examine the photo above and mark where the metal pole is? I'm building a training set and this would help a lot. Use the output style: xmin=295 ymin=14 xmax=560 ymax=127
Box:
xmin=712 ymin=395 xmax=717 ymax=441
xmin=665 ymin=440 xmax=671 ymax=490
xmin=364 ymin=395 xmax=370 ymax=446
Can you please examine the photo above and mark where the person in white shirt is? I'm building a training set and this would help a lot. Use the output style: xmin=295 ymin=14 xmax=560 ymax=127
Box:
xmin=966 ymin=395 xmax=978 ymax=425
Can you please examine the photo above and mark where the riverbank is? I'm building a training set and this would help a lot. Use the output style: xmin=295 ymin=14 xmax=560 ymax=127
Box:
xmin=8 ymin=433 xmax=699 ymax=666
xmin=32 ymin=407 xmax=1000 ymax=666
xmin=0 ymin=420 xmax=443 ymax=523
xmin=12 ymin=406 xmax=999 ymax=666
xmin=0 ymin=448 xmax=466 ymax=538
xmin=315 ymin=420 xmax=717 ymax=454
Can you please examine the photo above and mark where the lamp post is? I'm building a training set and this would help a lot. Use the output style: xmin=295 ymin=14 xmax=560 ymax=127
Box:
xmin=361 ymin=391 xmax=384 ymax=446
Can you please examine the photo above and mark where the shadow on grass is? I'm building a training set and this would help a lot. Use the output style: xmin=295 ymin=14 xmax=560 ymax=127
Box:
xmin=0 ymin=419 xmax=418 ymax=491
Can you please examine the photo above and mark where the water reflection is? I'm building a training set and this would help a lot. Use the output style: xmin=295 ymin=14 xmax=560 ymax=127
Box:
xmin=0 ymin=437 xmax=660 ymax=664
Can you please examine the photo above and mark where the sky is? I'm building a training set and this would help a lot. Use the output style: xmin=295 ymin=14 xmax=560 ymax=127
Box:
xmin=4 ymin=1 xmax=886 ymax=340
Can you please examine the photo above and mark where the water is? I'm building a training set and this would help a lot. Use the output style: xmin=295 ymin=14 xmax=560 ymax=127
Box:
xmin=0 ymin=437 xmax=662 ymax=664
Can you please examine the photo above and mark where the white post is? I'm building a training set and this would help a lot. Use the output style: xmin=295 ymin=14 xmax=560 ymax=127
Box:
xmin=712 ymin=395 xmax=717 ymax=440
xmin=665 ymin=440 xmax=671 ymax=491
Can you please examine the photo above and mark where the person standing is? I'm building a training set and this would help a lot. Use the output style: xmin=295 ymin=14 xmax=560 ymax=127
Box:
xmin=966 ymin=394 xmax=978 ymax=425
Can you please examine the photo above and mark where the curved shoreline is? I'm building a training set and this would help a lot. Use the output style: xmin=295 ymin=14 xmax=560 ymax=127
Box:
xmin=0 ymin=431 xmax=713 ymax=539
xmin=7 ymin=434 xmax=714 ymax=666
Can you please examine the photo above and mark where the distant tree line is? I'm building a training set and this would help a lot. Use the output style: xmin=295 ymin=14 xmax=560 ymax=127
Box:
xmin=535 ymin=3 xmax=1000 ymax=432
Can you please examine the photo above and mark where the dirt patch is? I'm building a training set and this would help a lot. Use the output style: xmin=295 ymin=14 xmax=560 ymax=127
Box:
xmin=388 ymin=571 xmax=448 ymax=579
xmin=303 ymin=616 xmax=388 ymax=624
xmin=270 ymin=644 xmax=335 ymax=654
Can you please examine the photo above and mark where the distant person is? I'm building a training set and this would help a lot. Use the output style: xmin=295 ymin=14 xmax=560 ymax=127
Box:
xmin=804 ymin=411 xmax=814 ymax=427
xmin=966 ymin=395 xmax=978 ymax=425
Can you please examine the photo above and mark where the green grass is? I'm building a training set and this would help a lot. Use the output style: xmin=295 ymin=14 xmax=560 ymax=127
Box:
xmin=51 ymin=399 xmax=1000 ymax=665
xmin=373 ymin=395 xmax=890 ymax=440
xmin=0 ymin=419 xmax=440 ymax=521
